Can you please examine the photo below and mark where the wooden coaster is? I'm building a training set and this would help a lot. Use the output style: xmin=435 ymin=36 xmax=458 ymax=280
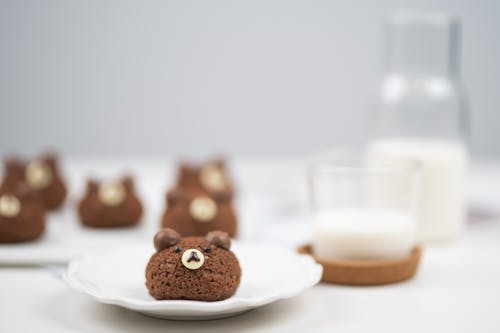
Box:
xmin=297 ymin=244 xmax=422 ymax=286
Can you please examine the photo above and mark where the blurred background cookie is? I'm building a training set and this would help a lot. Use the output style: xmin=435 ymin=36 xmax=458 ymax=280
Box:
xmin=78 ymin=176 xmax=143 ymax=228
xmin=0 ymin=152 xmax=67 ymax=210
xmin=161 ymin=187 xmax=237 ymax=237
xmin=0 ymin=183 xmax=46 ymax=243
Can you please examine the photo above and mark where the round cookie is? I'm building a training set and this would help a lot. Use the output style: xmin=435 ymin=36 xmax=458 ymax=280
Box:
xmin=0 ymin=184 xmax=46 ymax=243
xmin=78 ymin=176 xmax=143 ymax=228
xmin=161 ymin=187 xmax=237 ymax=237
xmin=1 ymin=153 xmax=67 ymax=210
xmin=145 ymin=229 xmax=241 ymax=301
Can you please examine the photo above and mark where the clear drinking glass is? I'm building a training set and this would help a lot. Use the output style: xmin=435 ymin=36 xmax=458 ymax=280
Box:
xmin=369 ymin=13 xmax=469 ymax=242
xmin=308 ymin=148 xmax=421 ymax=261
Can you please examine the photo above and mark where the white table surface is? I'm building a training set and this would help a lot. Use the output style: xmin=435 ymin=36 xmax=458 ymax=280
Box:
xmin=1 ymin=157 xmax=500 ymax=332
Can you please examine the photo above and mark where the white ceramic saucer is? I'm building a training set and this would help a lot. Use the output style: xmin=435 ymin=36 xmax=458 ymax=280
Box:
xmin=63 ymin=241 xmax=322 ymax=320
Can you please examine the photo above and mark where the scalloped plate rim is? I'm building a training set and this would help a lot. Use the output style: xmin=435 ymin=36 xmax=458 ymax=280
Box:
xmin=63 ymin=242 xmax=323 ymax=319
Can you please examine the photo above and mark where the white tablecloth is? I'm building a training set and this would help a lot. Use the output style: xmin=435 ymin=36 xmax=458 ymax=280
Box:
xmin=1 ymin=158 xmax=499 ymax=332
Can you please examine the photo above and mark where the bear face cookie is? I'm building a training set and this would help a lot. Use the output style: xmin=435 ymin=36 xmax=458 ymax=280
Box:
xmin=145 ymin=228 xmax=241 ymax=301
xmin=0 ymin=184 xmax=46 ymax=243
xmin=176 ymin=159 xmax=234 ymax=194
xmin=161 ymin=187 xmax=237 ymax=237
xmin=78 ymin=176 xmax=143 ymax=228
xmin=1 ymin=153 xmax=67 ymax=210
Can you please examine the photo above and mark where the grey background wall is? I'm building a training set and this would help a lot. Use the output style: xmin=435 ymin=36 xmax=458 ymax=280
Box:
xmin=0 ymin=0 xmax=498 ymax=157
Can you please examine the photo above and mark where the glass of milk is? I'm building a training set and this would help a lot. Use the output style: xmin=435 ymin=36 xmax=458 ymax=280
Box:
xmin=370 ymin=13 xmax=469 ymax=242
xmin=308 ymin=148 xmax=421 ymax=261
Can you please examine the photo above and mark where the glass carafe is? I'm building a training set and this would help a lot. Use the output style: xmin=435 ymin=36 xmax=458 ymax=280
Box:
xmin=369 ymin=13 xmax=469 ymax=242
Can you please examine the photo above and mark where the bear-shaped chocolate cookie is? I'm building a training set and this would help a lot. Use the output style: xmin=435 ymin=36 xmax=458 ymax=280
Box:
xmin=1 ymin=153 xmax=67 ymax=210
xmin=161 ymin=187 xmax=237 ymax=237
xmin=145 ymin=228 xmax=241 ymax=301
xmin=0 ymin=184 xmax=46 ymax=243
xmin=176 ymin=159 xmax=234 ymax=195
xmin=78 ymin=176 xmax=143 ymax=228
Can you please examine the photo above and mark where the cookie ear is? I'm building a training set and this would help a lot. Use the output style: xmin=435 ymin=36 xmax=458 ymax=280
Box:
xmin=4 ymin=156 xmax=23 ymax=172
xmin=206 ymin=230 xmax=231 ymax=250
xmin=122 ymin=175 xmax=134 ymax=192
xmin=86 ymin=179 xmax=99 ymax=193
xmin=178 ymin=161 xmax=195 ymax=174
xmin=178 ymin=161 xmax=189 ymax=171
xmin=154 ymin=228 xmax=181 ymax=252
xmin=210 ymin=158 xmax=226 ymax=170
xmin=41 ymin=152 xmax=58 ymax=169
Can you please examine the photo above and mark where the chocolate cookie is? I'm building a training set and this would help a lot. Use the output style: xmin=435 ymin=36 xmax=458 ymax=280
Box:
xmin=78 ymin=176 xmax=143 ymax=228
xmin=161 ymin=187 xmax=237 ymax=237
xmin=0 ymin=184 xmax=46 ymax=243
xmin=176 ymin=159 xmax=234 ymax=195
xmin=1 ymin=153 xmax=67 ymax=210
xmin=145 ymin=228 xmax=241 ymax=301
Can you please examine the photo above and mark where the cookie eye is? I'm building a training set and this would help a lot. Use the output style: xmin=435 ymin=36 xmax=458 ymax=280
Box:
xmin=174 ymin=246 xmax=182 ymax=253
xmin=203 ymin=247 xmax=211 ymax=253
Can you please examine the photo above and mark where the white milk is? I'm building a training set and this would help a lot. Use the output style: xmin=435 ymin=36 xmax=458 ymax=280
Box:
xmin=368 ymin=138 xmax=468 ymax=242
xmin=312 ymin=208 xmax=415 ymax=260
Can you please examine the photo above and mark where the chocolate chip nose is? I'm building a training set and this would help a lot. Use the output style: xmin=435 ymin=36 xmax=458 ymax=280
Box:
xmin=187 ymin=250 xmax=200 ymax=263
